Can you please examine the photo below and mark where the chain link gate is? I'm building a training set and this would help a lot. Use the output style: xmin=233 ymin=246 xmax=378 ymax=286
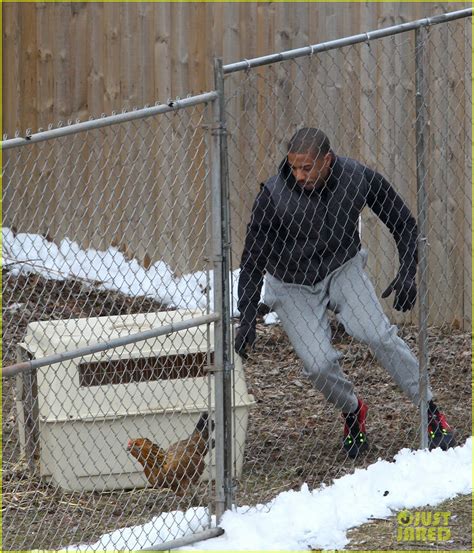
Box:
xmin=222 ymin=9 xmax=471 ymax=512
xmin=1 ymin=93 xmax=238 ymax=549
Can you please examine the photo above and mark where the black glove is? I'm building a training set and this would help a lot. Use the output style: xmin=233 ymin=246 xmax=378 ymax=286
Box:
xmin=381 ymin=271 xmax=417 ymax=312
xmin=234 ymin=322 xmax=257 ymax=359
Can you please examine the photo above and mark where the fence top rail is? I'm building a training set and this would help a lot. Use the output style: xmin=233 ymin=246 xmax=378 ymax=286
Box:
xmin=223 ymin=7 xmax=472 ymax=75
xmin=1 ymin=312 xmax=220 ymax=378
xmin=1 ymin=91 xmax=218 ymax=150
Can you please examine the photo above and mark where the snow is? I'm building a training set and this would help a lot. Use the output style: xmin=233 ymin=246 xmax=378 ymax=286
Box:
xmin=2 ymin=227 xmax=282 ymax=324
xmin=2 ymin=227 xmax=281 ymax=323
xmin=263 ymin=310 xmax=280 ymax=325
xmin=65 ymin=437 xmax=472 ymax=551
xmin=2 ymin=228 xmax=240 ymax=313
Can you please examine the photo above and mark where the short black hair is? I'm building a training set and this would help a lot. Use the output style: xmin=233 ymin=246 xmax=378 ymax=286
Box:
xmin=288 ymin=128 xmax=331 ymax=159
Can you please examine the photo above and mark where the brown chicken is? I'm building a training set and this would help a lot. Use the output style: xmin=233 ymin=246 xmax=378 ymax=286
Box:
xmin=127 ymin=412 xmax=215 ymax=496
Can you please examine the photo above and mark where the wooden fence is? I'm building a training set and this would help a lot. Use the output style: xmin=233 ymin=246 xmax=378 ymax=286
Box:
xmin=3 ymin=2 xmax=469 ymax=135
xmin=2 ymin=2 xmax=471 ymax=326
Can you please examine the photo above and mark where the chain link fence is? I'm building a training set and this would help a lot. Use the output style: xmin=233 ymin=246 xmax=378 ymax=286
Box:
xmin=224 ymin=13 xmax=471 ymax=511
xmin=1 ymin=95 xmax=239 ymax=550
xmin=1 ymin=8 xmax=472 ymax=551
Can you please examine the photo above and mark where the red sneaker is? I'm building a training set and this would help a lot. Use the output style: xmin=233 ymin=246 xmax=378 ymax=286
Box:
xmin=428 ymin=401 xmax=456 ymax=450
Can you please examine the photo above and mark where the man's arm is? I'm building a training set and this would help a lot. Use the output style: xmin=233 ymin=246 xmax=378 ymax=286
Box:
xmin=365 ymin=168 xmax=418 ymax=311
xmin=236 ymin=186 xmax=276 ymax=355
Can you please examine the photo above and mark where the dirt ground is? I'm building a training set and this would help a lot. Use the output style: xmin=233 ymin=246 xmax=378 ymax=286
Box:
xmin=2 ymin=271 xmax=472 ymax=550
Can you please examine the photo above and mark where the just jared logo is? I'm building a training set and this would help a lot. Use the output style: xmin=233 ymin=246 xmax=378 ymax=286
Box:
xmin=396 ymin=510 xmax=451 ymax=542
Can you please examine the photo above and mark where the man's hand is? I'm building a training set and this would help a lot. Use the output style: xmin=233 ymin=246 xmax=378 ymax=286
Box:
xmin=234 ymin=322 xmax=257 ymax=359
xmin=381 ymin=272 xmax=417 ymax=312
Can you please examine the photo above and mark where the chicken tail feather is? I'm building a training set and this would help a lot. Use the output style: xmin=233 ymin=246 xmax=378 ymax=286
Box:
xmin=195 ymin=412 xmax=215 ymax=435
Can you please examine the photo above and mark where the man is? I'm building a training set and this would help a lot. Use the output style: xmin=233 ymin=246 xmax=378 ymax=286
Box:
xmin=235 ymin=127 xmax=456 ymax=459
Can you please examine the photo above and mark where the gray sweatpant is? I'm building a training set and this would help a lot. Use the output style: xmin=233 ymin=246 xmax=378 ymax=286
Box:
xmin=263 ymin=250 xmax=432 ymax=412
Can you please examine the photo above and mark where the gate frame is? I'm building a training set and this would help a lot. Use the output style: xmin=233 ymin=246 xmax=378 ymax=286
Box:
xmin=1 ymin=91 xmax=228 ymax=550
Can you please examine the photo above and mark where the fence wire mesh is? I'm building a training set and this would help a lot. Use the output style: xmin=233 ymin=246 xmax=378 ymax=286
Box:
xmin=225 ymin=17 xmax=471 ymax=511
xmin=1 ymin=10 xmax=472 ymax=552
xmin=1 ymin=101 xmax=230 ymax=549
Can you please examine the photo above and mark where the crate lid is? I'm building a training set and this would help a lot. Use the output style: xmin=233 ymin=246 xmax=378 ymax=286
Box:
xmin=22 ymin=309 xmax=212 ymax=357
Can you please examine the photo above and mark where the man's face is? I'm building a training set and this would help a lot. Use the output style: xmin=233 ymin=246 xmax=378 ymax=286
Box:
xmin=287 ymin=151 xmax=332 ymax=191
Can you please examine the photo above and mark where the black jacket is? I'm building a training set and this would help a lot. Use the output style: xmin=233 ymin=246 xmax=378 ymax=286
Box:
xmin=237 ymin=155 xmax=418 ymax=325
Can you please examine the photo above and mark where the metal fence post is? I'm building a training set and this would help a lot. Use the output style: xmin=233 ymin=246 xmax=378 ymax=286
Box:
xmin=212 ymin=57 xmax=234 ymax=521
xmin=415 ymin=26 xmax=430 ymax=450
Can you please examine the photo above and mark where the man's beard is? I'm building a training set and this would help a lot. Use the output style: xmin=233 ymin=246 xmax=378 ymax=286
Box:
xmin=297 ymin=179 xmax=325 ymax=192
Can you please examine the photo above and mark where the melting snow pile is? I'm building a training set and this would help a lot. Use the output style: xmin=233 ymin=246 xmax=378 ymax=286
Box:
xmin=2 ymin=227 xmax=243 ymax=314
xmin=65 ymin=437 xmax=472 ymax=551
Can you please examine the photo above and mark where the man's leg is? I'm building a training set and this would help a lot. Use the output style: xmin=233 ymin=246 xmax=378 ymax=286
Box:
xmin=264 ymin=273 xmax=358 ymax=412
xmin=328 ymin=251 xmax=433 ymax=406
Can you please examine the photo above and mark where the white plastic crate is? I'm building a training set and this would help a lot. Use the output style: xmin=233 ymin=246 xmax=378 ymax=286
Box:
xmin=17 ymin=309 xmax=254 ymax=492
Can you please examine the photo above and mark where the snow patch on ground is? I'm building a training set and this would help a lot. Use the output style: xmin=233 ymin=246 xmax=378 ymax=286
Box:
xmin=65 ymin=437 xmax=472 ymax=551
xmin=2 ymin=227 xmax=282 ymax=324
xmin=2 ymin=228 xmax=243 ymax=315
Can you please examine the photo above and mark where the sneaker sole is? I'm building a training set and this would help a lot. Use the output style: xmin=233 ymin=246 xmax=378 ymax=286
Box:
xmin=429 ymin=433 xmax=457 ymax=451
xmin=343 ymin=439 xmax=369 ymax=459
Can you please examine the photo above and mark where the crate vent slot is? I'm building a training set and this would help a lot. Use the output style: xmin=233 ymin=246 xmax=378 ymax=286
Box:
xmin=78 ymin=352 xmax=214 ymax=387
